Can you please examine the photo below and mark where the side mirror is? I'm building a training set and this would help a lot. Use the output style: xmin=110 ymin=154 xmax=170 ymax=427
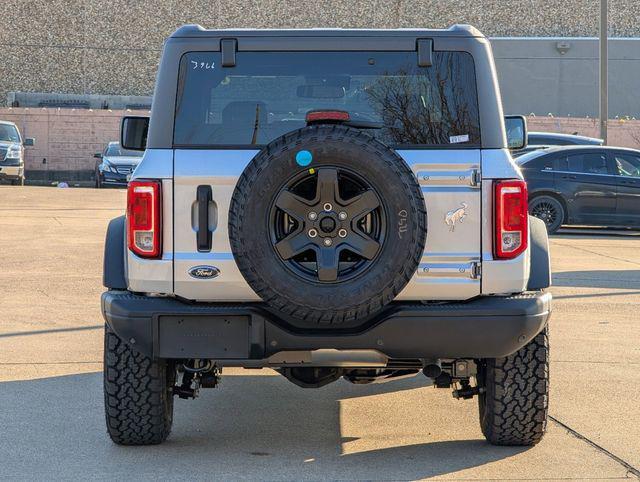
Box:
xmin=121 ymin=116 xmax=149 ymax=151
xmin=94 ymin=153 xmax=103 ymax=159
xmin=505 ymin=115 xmax=527 ymax=150
xmin=23 ymin=138 xmax=35 ymax=147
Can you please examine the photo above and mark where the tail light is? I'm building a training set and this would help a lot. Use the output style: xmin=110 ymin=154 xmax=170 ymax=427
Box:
xmin=127 ymin=180 xmax=162 ymax=258
xmin=494 ymin=180 xmax=528 ymax=259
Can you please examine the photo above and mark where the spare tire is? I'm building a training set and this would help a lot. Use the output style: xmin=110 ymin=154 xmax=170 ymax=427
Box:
xmin=229 ymin=125 xmax=426 ymax=327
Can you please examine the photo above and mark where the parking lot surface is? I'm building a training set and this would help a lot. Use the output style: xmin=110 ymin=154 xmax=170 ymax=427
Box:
xmin=1 ymin=186 xmax=639 ymax=480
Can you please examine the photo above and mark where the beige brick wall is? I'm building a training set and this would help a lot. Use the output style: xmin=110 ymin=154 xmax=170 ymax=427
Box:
xmin=527 ymin=116 xmax=640 ymax=149
xmin=0 ymin=108 xmax=148 ymax=176
xmin=2 ymin=108 xmax=639 ymax=181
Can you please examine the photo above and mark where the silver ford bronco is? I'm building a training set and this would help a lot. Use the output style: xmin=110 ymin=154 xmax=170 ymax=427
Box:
xmin=102 ymin=25 xmax=552 ymax=446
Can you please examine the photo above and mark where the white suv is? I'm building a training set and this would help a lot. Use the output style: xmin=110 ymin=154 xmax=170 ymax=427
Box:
xmin=102 ymin=25 xmax=552 ymax=447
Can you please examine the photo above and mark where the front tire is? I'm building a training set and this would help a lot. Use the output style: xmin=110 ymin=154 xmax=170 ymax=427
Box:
xmin=103 ymin=325 xmax=174 ymax=445
xmin=477 ymin=325 xmax=549 ymax=446
xmin=529 ymin=195 xmax=564 ymax=234
xmin=95 ymin=170 xmax=102 ymax=188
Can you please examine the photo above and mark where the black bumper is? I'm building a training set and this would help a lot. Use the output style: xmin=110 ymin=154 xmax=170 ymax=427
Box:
xmin=100 ymin=172 xmax=128 ymax=185
xmin=102 ymin=291 xmax=551 ymax=364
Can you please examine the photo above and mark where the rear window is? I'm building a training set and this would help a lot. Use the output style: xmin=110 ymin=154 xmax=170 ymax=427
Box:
xmin=173 ymin=51 xmax=481 ymax=148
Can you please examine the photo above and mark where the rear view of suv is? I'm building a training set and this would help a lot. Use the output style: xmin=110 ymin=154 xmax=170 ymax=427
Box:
xmin=102 ymin=25 xmax=552 ymax=447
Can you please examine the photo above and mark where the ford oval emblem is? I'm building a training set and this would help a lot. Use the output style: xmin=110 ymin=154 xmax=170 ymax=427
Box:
xmin=188 ymin=265 xmax=220 ymax=279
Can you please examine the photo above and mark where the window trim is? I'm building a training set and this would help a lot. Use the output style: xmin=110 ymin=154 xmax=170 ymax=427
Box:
xmin=172 ymin=50 xmax=482 ymax=150
xmin=554 ymin=150 xmax=615 ymax=176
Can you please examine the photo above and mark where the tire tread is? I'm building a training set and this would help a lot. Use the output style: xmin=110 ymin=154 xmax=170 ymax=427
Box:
xmin=103 ymin=326 xmax=173 ymax=445
xmin=479 ymin=325 xmax=549 ymax=446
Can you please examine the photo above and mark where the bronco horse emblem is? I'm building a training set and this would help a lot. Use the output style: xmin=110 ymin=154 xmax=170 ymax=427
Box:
xmin=445 ymin=202 xmax=468 ymax=231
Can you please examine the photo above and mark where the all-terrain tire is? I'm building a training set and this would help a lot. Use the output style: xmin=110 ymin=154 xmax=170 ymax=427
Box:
xmin=103 ymin=325 xmax=174 ymax=445
xmin=478 ymin=324 xmax=549 ymax=446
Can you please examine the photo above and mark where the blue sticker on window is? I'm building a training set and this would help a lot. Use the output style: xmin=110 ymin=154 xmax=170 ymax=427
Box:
xmin=295 ymin=150 xmax=313 ymax=167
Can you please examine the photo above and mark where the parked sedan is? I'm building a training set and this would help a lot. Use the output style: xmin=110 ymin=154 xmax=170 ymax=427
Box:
xmin=94 ymin=141 xmax=143 ymax=187
xmin=517 ymin=146 xmax=640 ymax=233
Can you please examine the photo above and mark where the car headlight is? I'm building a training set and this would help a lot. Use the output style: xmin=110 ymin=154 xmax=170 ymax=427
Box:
xmin=6 ymin=145 xmax=21 ymax=159
xmin=100 ymin=160 xmax=117 ymax=173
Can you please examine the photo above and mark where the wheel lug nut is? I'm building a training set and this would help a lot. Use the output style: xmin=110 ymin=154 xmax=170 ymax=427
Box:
xmin=338 ymin=211 xmax=347 ymax=221
xmin=323 ymin=238 xmax=332 ymax=246
xmin=338 ymin=229 xmax=347 ymax=238
xmin=308 ymin=211 xmax=318 ymax=221
xmin=308 ymin=228 xmax=318 ymax=238
xmin=323 ymin=203 xmax=333 ymax=212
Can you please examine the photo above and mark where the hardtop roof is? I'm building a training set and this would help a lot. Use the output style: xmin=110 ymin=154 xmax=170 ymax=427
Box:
xmin=170 ymin=24 xmax=485 ymax=39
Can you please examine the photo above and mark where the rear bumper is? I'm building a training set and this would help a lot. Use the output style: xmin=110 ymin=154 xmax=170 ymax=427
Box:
xmin=102 ymin=290 xmax=551 ymax=365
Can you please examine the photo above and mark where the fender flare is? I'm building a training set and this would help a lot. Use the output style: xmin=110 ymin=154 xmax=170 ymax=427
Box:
xmin=103 ymin=216 xmax=127 ymax=290
xmin=527 ymin=215 xmax=551 ymax=290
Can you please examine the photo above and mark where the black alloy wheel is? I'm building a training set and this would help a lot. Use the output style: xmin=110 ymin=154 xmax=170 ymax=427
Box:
xmin=270 ymin=166 xmax=385 ymax=283
xmin=529 ymin=195 xmax=564 ymax=234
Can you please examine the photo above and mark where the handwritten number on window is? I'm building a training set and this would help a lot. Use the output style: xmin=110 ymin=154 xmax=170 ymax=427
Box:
xmin=191 ymin=61 xmax=215 ymax=70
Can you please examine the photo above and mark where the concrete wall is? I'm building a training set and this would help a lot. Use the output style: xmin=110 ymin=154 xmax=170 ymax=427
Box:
xmin=1 ymin=0 xmax=639 ymax=107
xmin=0 ymin=108 xmax=148 ymax=183
xmin=493 ymin=38 xmax=640 ymax=118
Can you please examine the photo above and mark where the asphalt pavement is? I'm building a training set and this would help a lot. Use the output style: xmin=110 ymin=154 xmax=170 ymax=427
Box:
xmin=0 ymin=186 xmax=638 ymax=480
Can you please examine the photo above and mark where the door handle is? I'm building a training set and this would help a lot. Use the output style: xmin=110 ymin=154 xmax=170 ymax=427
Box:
xmin=196 ymin=185 xmax=212 ymax=252
xmin=562 ymin=175 xmax=577 ymax=180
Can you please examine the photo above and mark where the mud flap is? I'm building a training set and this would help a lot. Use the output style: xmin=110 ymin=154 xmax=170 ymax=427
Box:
xmin=527 ymin=216 xmax=551 ymax=291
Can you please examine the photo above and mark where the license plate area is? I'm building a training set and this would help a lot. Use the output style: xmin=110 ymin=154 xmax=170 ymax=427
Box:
xmin=156 ymin=315 xmax=250 ymax=358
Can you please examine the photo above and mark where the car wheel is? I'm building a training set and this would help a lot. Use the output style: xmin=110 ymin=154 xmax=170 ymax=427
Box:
xmin=103 ymin=325 xmax=175 ymax=445
xmin=477 ymin=324 xmax=549 ymax=446
xmin=95 ymin=169 xmax=102 ymax=188
xmin=529 ymin=195 xmax=564 ymax=234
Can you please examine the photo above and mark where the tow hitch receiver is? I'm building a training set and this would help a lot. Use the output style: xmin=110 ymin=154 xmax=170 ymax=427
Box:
xmin=173 ymin=360 xmax=220 ymax=399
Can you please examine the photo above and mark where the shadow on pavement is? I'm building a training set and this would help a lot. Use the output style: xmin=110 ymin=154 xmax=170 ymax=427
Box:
xmin=553 ymin=270 xmax=640 ymax=289
xmin=554 ymin=227 xmax=640 ymax=239
xmin=0 ymin=325 xmax=102 ymax=338
xmin=0 ymin=372 xmax=526 ymax=479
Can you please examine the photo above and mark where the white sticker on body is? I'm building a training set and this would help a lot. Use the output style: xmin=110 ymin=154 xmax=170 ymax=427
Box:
xmin=449 ymin=134 xmax=470 ymax=144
